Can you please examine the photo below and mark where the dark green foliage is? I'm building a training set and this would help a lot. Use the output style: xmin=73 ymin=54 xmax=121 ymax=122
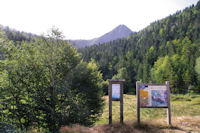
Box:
xmin=0 ymin=26 xmax=8 ymax=60
xmin=0 ymin=122 xmax=18 ymax=133
xmin=1 ymin=25 xmax=38 ymax=42
xmin=195 ymin=57 xmax=200 ymax=93
xmin=0 ymin=28 xmax=104 ymax=132
xmin=79 ymin=2 xmax=200 ymax=94
xmin=68 ymin=61 xmax=104 ymax=125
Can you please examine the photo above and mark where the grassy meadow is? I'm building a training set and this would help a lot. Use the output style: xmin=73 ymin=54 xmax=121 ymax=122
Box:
xmin=59 ymin=94 xmax=200 ymax=133
xmin=96 ymin=94 xmax=200 ymax=125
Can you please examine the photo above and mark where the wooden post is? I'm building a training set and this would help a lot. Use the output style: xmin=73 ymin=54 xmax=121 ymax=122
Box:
xmin=166 ymin=81 xmax=171 ymax=125
xmin=136 ymin=81 xmax=140 ymax=124
xmin=120 ymin=82 xmax=123 ymax=124
xmin=109 ymin=82 xmax=112 ymax=125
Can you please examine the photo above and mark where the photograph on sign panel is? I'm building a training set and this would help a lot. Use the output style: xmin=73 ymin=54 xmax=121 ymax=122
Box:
xmin=140 ymin=85 xmax=149 ymax=106
xmin=112 ymin=84 xmax=120 ymax=99
xmin=151 ymin=90 xmax=168 ymax=106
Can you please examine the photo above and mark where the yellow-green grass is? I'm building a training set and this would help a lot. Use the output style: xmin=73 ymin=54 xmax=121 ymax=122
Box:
xmin=96 ymin=94 xmax=200 ymax=125
xmin=58 ymin=94 xmax=200 ymax=133
xmin=59 ymin=94 xmax=200 ymax=133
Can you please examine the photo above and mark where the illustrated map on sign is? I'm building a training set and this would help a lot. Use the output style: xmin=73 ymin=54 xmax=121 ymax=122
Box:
xmin=140 ymin=85 xmax=168 ymax=107
xmin=112 ymin=84 xmax=120 ymax=99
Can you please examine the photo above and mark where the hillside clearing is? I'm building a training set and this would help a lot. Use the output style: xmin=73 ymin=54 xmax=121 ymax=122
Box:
xmin=96 ymin=94 xmax=200 ymax=125
xmin=59 ymin=94 xmax=200 ymax=133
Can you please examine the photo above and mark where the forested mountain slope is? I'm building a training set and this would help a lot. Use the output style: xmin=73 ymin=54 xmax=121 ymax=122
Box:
xmin=79 ymin=1 xmax=200 ymax=94
xmin=0 ymin=25 xmax=38 ymax=42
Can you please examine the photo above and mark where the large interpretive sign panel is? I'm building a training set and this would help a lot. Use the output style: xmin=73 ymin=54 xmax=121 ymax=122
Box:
xmin=136 ymin=81 xmax=171 ymax=125
xmin=139 ymin=85 xmax=168 ymax=107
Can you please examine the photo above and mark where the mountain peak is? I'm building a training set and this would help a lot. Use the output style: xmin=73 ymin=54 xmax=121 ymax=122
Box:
xmin=95 ymin=24 xmax=133 ymax=44
xmin=71 ymin=24 xmax=134 ymax=48
xmin=110 ymin=24 xmax=133 ymax=35
xmin=115 ymin=24 xmax=130 ymax=30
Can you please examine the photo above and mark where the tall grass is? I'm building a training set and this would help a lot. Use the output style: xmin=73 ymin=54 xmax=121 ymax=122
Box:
xmin=96 ymin=94 xmax=200 ymax=125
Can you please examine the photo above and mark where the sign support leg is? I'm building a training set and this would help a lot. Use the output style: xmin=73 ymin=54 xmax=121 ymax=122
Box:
xmin=136 ymin=81 xmax=140 ymax=124
xmin=120 ymin=83 xmax=123 ymax=124
xmin=166 ymin=81 xmax=171 ymax=125
xmin=109 ymin=82 xmax=112 ymax=125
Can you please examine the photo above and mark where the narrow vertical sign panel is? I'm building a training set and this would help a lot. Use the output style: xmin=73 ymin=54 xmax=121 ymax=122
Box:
xmin=140 ymin=85 xmax=149 ymax=106
xmin=112 ymin=84 xmax=120 ymax=99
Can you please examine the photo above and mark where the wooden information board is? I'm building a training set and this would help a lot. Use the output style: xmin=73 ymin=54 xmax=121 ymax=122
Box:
xmin=108 ymin=79 xmax=125 ymax=124
xmin=136 ymin=81 xmax=171 ymax=125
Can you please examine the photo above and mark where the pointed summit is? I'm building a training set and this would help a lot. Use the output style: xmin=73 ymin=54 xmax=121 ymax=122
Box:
xmin=95 ymin=24 xmax=133 ymax=44
xmin=71 ymin=24 xmax=134 ymax=48
xmin=113 ymin=24 xmax=132 ymax=33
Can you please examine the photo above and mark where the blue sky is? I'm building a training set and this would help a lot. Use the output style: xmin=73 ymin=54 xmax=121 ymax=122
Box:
xmin=0 ymin=0 xmax=198 ymax=39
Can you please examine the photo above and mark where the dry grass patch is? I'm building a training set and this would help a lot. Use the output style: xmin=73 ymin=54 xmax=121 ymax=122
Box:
xmin=59 ymin=116 xmax=200 ymax=133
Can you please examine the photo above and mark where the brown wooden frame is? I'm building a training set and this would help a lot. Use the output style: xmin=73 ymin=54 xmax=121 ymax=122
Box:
xmin=136 ymin=81 xmax=171 ymax=125
xmin=108 ymin=79 xmax=125 ymax=125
